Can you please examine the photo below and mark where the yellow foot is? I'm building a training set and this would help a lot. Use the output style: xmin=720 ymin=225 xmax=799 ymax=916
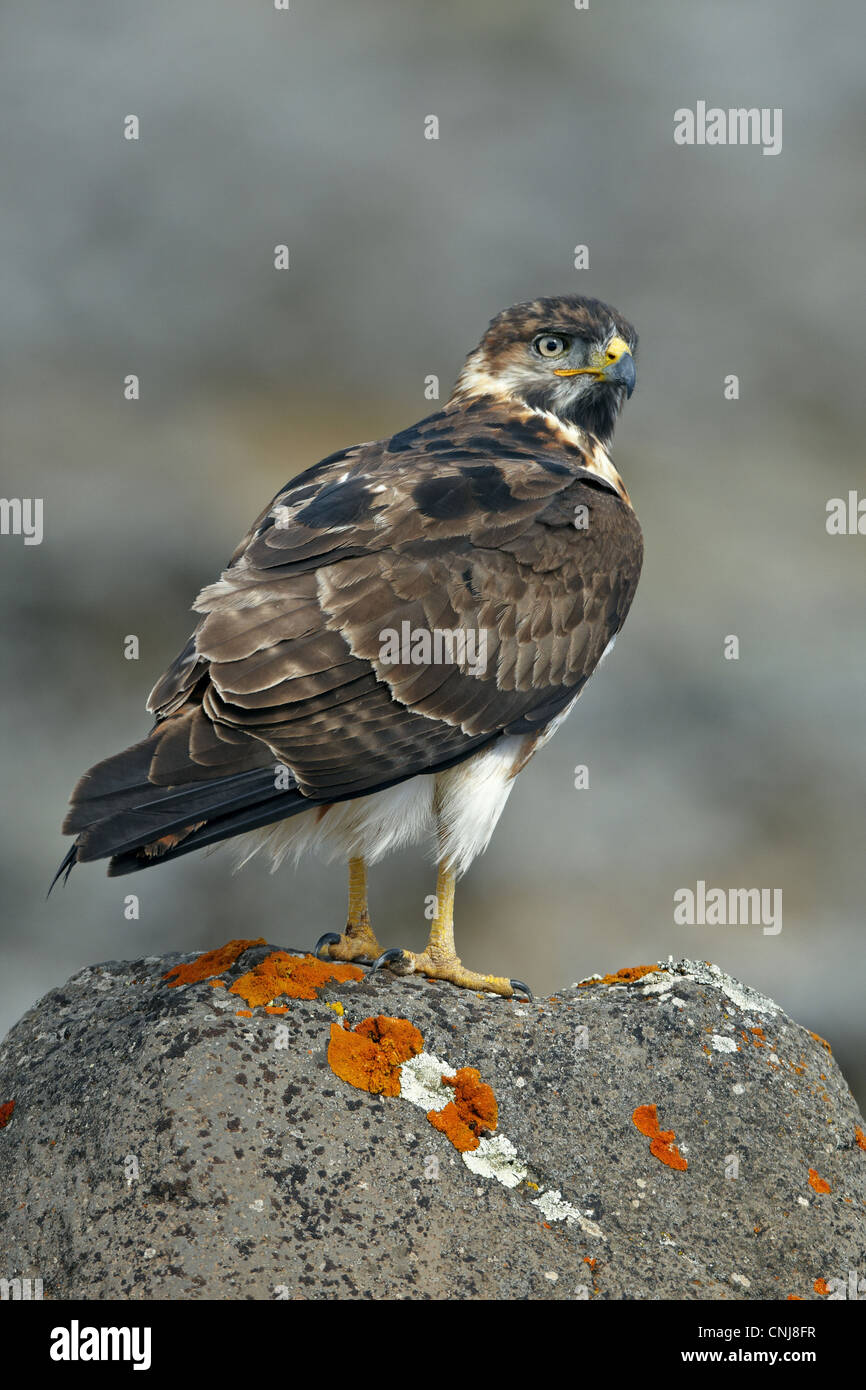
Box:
xmin=316 ymin=911 xmax=384 ymax=965
xmin=379 ymin=948 xmax=517 ymax=998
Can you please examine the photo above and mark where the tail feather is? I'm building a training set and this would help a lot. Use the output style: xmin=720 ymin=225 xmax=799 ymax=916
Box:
xmin=47 ymin=845 xmax=78 ymax=897
xmin=54 ymin=720 xmax=308 ymax=884
xmin=105 ymin=786 xmax=312 ymax=875
xmin=74 ymin=767 xmax=283 ymax=862
xmin=63 ymin=758 xmax=270 ymax=835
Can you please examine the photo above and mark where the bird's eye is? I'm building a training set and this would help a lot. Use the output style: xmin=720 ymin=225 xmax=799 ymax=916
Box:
xmin=534 ymin=333 xmax=569 ymax=358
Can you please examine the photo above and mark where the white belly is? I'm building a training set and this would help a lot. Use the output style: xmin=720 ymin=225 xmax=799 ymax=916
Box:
xmin=234 ymin=693 xmax=583 ymax=877
xmin=233 ymin=774 xmax=436 ymax=871
xmin=433 ymin=735 xmax=525 ymax=877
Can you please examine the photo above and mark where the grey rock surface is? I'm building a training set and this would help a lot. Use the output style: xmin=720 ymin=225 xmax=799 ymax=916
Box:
xmin=0 ymin=945 xmax=863 ymax=1300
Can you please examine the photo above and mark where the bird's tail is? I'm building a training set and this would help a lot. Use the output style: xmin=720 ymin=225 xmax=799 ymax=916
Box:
xmin=52 ymin=710 xmax=308 ymax=884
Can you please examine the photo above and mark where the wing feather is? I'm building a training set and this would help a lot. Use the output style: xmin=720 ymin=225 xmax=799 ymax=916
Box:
xmin=65 ymin=397 xmax=642 ymax=870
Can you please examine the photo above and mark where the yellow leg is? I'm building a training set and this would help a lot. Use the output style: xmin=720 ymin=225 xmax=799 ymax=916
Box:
xmin=386 ymin=860 xmax=514 ymax=997
xmin=425 ymin=860 xmax=458 ymax=965
xmin=321 ymin=856 xmax=385 ymax=963
xmin=348 ymin=855 xmax=368 ymax=928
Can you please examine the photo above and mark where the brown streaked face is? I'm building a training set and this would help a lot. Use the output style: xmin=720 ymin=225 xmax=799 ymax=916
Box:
xmin=453 ymin=295 xmax=638 ymax=447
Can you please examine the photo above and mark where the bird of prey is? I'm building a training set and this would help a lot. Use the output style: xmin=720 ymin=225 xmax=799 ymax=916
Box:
xmin=57 ymin=295 xmax=643 ymax=999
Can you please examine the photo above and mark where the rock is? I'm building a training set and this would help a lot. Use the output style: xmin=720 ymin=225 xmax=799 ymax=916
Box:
xmin=0 ymin=945 xmax=863 ymax=1300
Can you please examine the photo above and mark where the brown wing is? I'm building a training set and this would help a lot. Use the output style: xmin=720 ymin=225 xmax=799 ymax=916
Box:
xmin=63 ymin=399 xmax=642 ymax=872
xmin=150 ymin=401 xmax=642 ymax=791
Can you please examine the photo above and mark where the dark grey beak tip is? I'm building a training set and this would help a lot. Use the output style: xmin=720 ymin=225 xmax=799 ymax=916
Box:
xmin=616 ymin=353 xmax=637 ymax=398
xmin=603 ymin=352 xmax=636 ymax=398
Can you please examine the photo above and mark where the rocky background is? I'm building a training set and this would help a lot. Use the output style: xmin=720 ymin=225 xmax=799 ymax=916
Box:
xmin=1 ymin=1 xmax=864 ymax=1107
xmin=0 ymin=945 xmax=863 ymax=1299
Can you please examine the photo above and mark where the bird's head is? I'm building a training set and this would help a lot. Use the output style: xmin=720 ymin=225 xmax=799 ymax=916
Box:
xmin=451 ymin=295 xmax=637 ymax=447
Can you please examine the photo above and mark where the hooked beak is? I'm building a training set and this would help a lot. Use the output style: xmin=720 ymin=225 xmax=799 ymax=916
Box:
xmin=553 ymin=335 xmax=636 ymax=398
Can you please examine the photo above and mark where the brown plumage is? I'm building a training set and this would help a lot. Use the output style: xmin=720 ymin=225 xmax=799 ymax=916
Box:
xmin=56 ymin=295 xmax=643 ymax=997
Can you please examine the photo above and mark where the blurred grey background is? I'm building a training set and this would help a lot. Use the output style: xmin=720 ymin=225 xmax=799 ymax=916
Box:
xmin=1 ymin=1 xmax=864 ymax=1103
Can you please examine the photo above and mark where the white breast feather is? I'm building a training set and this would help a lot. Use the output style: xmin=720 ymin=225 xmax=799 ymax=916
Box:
xmin=434 ymin=736 xmax=525 ymax=877
xmin=234 ymin=775 xmax=435 ymax=871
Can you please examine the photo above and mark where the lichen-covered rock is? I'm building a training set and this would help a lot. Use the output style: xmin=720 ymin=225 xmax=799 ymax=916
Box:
xmin=0 ymin=947 xmax=863 ymax=1300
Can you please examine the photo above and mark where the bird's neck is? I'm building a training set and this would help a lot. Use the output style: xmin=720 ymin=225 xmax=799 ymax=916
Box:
xmin=449 ymin=352 xmax=620 ymax=451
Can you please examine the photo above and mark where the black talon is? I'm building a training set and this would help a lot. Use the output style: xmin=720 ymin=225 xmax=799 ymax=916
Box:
xmin=370 ymin=948 xmax=406 ymax=973
xmin=509 ymin=978 xmax=533 ymax=1001
xmin=314 ymin=932 xmax=341 ymax=961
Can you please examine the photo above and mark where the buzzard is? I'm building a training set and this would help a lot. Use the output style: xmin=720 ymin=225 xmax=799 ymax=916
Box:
xmin=56 ymin=295 xmax=642 ymax=998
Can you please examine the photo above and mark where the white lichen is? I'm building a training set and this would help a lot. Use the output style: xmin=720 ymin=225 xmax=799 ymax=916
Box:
xmin=531 ymin=1189 xmax=605 ymax=1240
xmin=463 ymin=1134 xmax=528 ymax=1189
xmin=641 ymin=974 xmax=675 ymax=997
xmin=398 ymin=1051 xmax=456 ymax=1112
xmin=667 ymin=959 xmax=781 ymax=1018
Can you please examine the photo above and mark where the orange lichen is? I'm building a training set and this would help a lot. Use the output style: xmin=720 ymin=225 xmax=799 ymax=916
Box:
xmin=581 ymin=964 xmax=661 ymax=987
xmin=328 ymin=1015 xmax=424 ymax=1095
xmin=163 ymin=938 xmax=266 ymax=987
xmin=633 ymin=1103 xmax=663 ymax=1137
xmin=428 ymin=1067 xmax=498 ymax=1152
xmin=230 ymin=951 xmax=363 ymax=1006
xmin=0 ymin=1100 xmax=14 ymax=1129
xmin=235 ymin=1010 xmax=252 ymax=1018
xmin=809 ymin=1031 xmax=832 ymax=1053
xmin=808 ymin=1168 xmax=831 ymax=1194
xmin=209 ymin=979 xmax=227 ymax=989
xmin=632 ymin=1104 xmax=688 ymax=1171
xmin=649 ymin=1136 xmax=688 ymax=1170
xmin=855 ymin=1127 xmax=866 ymax=1152
xmin=814 ymin=1278 xmax=829 ymax=1296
